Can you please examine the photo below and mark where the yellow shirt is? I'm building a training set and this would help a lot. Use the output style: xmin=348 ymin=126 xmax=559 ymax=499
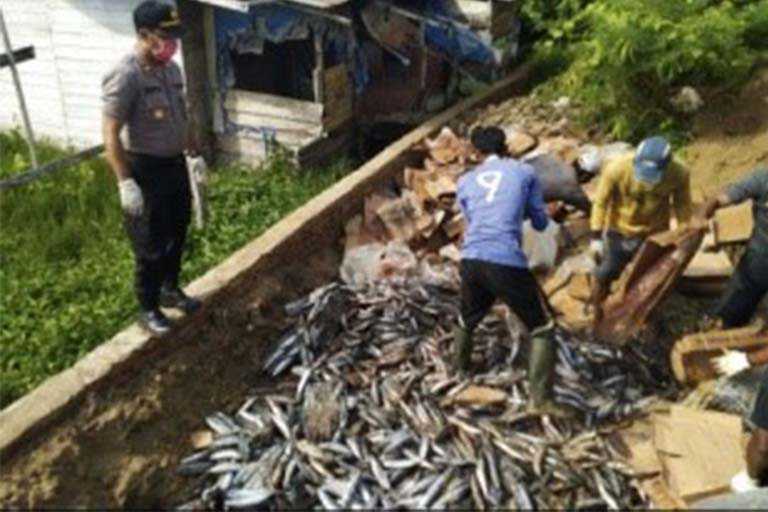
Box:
xmin=590 ymin=153 xmax=693 ymax=237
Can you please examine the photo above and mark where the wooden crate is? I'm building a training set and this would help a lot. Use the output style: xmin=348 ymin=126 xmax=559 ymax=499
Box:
xmin=671 ymin=323 xmax=768 ymax=385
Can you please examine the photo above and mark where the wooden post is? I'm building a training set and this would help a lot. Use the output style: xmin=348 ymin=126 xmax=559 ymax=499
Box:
xmin=313 ymin=30 xmax=325 ymax=105
xmin=420 ymin=21 xmax=428 ymax=89
xmin=179 ymin=0 xmax=215 ymax=161
xmin=0 ymin=8 xmax=38 ymax=169
xmin=203 ymin=4 xmax=224 ymax=134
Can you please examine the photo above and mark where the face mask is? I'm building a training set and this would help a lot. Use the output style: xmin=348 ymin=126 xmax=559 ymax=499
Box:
xmin=151 ymin=38 xmax=178 ymax=64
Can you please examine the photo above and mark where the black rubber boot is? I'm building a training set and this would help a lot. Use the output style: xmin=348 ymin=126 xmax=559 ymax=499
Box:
xmin=139 ymin=309 xmax=172 ymax=335
xmin=528 ymin=324 xmax=575 ymax=418
xmin=160 ymin=286 xmax=202 ymax=315
xmin=452 ymin=326 xmax=474 ymax=375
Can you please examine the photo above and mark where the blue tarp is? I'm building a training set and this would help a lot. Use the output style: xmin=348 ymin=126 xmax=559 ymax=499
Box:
xmin=418 ymin=0 xmax=498 ymax=66
xmin=214 ymin=5 xmax=366 ymax=93
xmin=424 ymin=23 xmax=496 ymax=67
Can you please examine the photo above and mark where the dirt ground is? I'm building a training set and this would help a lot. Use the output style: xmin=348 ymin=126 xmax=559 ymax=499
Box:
xmin=686 ymin=68 xmax=768 ymax=200
xmin=0 ymin=70 xmax=765 ymax=509
xmin=0 ymin=248 xmax=340 ymax=509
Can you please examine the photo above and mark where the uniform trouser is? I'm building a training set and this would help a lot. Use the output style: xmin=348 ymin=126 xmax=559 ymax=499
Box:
xmin=594 ymin=231 xmax=645 ymax=287
xmin=124 ymin=153 xmax=191 ymax=312
xmin=460 ymin=259 xmax=547 ymax=332
xmin=716 ymin=247 xmax=768 ymax=328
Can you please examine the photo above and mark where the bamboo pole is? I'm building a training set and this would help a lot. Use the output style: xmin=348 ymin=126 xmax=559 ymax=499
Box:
xmin=0 ymin=7 xmax=38 ymax=169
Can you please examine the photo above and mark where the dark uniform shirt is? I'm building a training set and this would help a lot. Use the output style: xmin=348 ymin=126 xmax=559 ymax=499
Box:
xmin=752 ymin=372 xmax=768 ymax=430
xmin=525 ymin=154 xmax=591 ymax=213
xmin=102 ymin=53 xmax=187 ymax=158
xmin=728 ymin=168 xmax=768 ymax=255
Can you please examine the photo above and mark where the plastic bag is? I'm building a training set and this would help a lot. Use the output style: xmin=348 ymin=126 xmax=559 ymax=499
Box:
xmin=340 ymin=242 xmax=418 ymax=286
xmin=340 ymin=243 xmax=386 ymax=286
xmin=377 ymin=242 xmax=418 ymax=281
xmin=523 ymin=220 xmax=561 ymax=271
xmin=709 ymin=365 xmax=766 ymax=419
xmin=186 ymin=156 xmax=208 ymax=230
xmin=418 ymin=258 xmax=459 ymax=290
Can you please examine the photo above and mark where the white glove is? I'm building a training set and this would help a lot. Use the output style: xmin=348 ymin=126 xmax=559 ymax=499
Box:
xmin=186 ymin=156 xmax=208 ymax=185
xmin=714 ymin=350 xmax=751 ymax=377
xmin=118 ymin=178 xmax=144 ymax=217
xmin=730 ymin=470 xmax=760 ymax=493
xmin=589 ymin=239 xmax=604 ymax=261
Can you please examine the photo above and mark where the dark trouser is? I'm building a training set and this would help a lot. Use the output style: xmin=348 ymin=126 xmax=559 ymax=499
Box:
xmin=716 ymin=247 xmax=768 ymax=328
xmin=124 ymin=153 xmax=191 ymax=312
xmin=594 ymin=231 xmax=645 ymax=286
xmin=460 ymin=259 xmax=547 ymax=332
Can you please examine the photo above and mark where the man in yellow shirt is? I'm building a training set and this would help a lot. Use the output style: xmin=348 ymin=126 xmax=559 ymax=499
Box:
xmin=589 ymin=136 xmax=693 ymax=322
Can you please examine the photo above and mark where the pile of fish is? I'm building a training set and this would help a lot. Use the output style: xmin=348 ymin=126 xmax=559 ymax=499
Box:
xmin=177 ymin=277 xmax=672 ymax=510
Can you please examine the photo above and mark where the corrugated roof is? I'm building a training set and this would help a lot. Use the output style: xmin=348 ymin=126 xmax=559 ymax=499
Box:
xmin=193 ymin=0 xmax=350 ymax=11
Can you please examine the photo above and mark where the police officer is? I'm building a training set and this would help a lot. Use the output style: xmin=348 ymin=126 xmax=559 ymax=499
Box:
xmin=102 ymin=1 xmax=200 ymax=335
xmin=454 ymin=126 xmax=571 ymax=418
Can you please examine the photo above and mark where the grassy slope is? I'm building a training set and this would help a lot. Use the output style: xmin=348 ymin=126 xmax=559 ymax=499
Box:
xmin=0 ymin=130 xmax=350 ymax=406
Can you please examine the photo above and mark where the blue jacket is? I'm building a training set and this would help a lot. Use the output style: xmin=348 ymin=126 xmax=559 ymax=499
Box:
xmin=457 ymin=156 xmax=549 ymax=268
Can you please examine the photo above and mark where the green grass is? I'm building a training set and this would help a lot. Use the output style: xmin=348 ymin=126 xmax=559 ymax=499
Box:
xmin=0 ymin=130 xmax=351 ymax=407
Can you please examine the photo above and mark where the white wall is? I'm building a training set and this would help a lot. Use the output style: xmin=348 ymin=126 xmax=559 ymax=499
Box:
xmin=0 ymin=0 xmax=181 ymax=148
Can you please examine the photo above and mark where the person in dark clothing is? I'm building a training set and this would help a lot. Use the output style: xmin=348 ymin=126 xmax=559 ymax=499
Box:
xmin=747 ymin=375 xmax=768 ymax=486
xmin=524 ymin=153 xmax=592 ymax=216
xmin=703 ymin=167 xmax=768 ymax=330
xmin=454 ymin=126 xmax=571 ymax=418
xmin=102 ymin=1 xmax=201 ymax=335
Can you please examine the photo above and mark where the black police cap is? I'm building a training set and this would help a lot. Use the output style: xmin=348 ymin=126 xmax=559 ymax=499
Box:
xmin=133 ymin=1 xmax=185 ymax=39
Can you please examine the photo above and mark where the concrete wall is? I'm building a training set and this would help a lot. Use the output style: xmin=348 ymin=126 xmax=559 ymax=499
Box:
xmin=0 ymin=0 xmax=181 ymax=148
xmin=0 ymin=66 xmax=530 ymax=465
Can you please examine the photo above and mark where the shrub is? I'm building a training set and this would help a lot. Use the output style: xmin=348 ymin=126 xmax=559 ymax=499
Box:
xmin=520 ymin=0 xmax=768 ymax=140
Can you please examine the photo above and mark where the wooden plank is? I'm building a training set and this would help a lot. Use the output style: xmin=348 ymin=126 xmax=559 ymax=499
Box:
xmin=323 ymin=64 xmax=353 ymax=132
xmin=225 ymin=89 xmax=324 ymax=124
xmin=313 ymin=31 xmax=324 ymax=103
xmin=617 ymin=415 xmax=689 ymax=509
xmin=713 ymin=201 xmax=754 ymax=245
xmin=203 ymin=5 xmax=224 ymax=134
xmin=225 ymin=109 xmax=323 ymax=134
xmin=670 ymin=323 xmax=768 ymax=385
xmin=217 ymin=133 xmax=319 ymax=157
xmin=653 ymin=407 xmax=744 ymax=504
xmin=0 ymin=145 xmax=104 ymax=191
xmin=643 ymin=477 xmax=690 ymax=510
xmin=0 ymin=45 xmax=34 ymax=68
xmin=454 ymin=0 xmax=492 ymax=28
xmin=217 ymin=135 xmax=270 ymax=160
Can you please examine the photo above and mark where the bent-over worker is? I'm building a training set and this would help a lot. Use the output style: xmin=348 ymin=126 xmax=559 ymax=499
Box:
xmin=454 ymin=126 xmax=569 ymax=417
xmin=102 ymin=1 xmax=201 ymax=335
xmin=589 ymin=136 xmax=693 ymax=322
xmin=524 ymin=153 xmax=592 ymax=217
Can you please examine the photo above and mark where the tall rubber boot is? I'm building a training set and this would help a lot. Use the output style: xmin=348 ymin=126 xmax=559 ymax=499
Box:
xmin=452 ymin=325 xmax=473 ymax=375
xmin=528 ymin=324 xmax=575 ymax=418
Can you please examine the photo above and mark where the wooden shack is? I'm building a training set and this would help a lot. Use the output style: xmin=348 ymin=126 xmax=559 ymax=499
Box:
xmin=182 ymin=0 xmax=520 ymax=166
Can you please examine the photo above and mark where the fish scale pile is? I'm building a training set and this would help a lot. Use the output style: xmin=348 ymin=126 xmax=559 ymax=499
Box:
xmin=177 ymin=278 xmax=671 ymax=510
